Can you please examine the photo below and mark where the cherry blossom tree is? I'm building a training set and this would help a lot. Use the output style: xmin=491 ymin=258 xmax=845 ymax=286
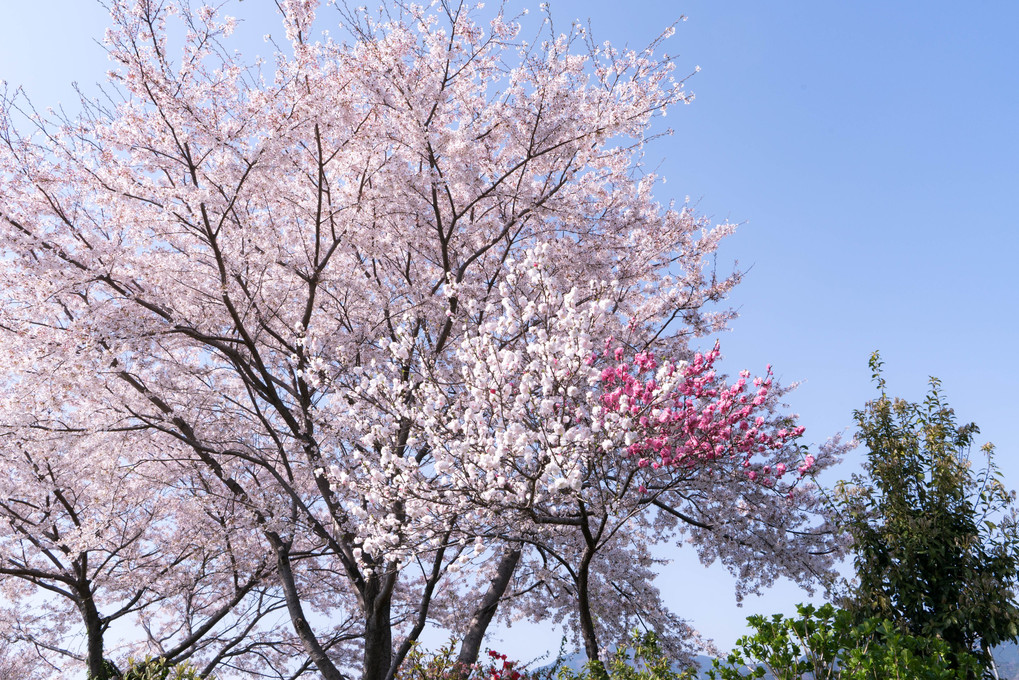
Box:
xmin=0 ymin=430 xmax=289 ymax=678
xmin=0 ymin=1 xmax=840 ymax=679
xmin=0 ymin=327 xmax=318 ymax=678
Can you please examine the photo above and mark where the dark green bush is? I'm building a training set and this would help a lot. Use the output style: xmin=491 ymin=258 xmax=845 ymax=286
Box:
xmin=707 ymin=603 xmax=980 ymax=680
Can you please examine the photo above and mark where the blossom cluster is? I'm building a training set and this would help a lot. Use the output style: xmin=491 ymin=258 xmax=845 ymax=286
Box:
xmin=597 ymin=342 xmax=809 ymax=487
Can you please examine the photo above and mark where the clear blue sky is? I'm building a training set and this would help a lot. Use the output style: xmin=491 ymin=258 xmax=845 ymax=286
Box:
xmin=2 ymin=0 xmax=1018 ymax=658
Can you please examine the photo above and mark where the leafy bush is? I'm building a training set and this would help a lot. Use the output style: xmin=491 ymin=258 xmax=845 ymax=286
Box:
xmin=120 ymin=656 xmax=209 ymax=680
xmin=707 ymin=603 xmax=980 ymax=680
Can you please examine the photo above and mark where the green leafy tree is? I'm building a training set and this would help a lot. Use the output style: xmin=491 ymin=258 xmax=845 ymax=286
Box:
xmin=835 ymin=353 xmax=1019 ymax=676
xmin=708 ymin=603 xmax=979 ymax=680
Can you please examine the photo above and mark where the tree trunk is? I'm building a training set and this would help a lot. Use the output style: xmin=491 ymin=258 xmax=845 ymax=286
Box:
xmin=576 ymin=552 xmax=601 ymax=666
xmin=457 ymin=546 xmax=522 ymax=668
xmin=363 ymin=574 xmax=394 ymax=680
xmin=78 ymin=588 xmax=108 ymax=679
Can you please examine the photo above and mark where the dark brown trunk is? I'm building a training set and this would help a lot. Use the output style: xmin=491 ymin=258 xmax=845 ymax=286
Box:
xmin=573 ymin=500 xmax=607 ymax=677
xmin=78 ymin=589 xmax=108 ymax=679
xmin=363 ymin=574 xmax=394 ymax=680
xmin=457 ymin=546 xmax=522 ymax=668
xmin=577 ymin=551 xmax=602 ymax=670
xmin=578 ymin=562 xmax=599 ymax=664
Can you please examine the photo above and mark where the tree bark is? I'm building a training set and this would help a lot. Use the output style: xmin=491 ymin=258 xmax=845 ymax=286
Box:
xmin=363 ymin=574 xmax=394 ymax=680
xmin=77 ymin=585 xmax=108 ymax=679
xmin=457 ymin=546 xmax=522 ymax=668
xmin=576 ymin=550 xmax=601 ymax=666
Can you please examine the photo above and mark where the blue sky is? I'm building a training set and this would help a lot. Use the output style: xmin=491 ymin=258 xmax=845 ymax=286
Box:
xmin=2 ymin=0 xmax=1018 ymax=658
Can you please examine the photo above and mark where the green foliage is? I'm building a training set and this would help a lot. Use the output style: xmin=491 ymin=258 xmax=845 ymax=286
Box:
xmin=120 ymin=656 xmax=209 ymax=680
xmin=87 ymin=656 xmax=209 ymax=680
xmin=708 ymin=603 xmax=980 ymax=680
xmin=557 ymin=632 xmax=696 ymax=680
xmin=835 ymin=352 xmax=1019 ymax=674
xmin=396 ymin=641 xmax=468 ymax=680
xmin=708 ymin=604 xmax=843 ymax=680
xmin=840 ymin=617 xmax=977 ymax=680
